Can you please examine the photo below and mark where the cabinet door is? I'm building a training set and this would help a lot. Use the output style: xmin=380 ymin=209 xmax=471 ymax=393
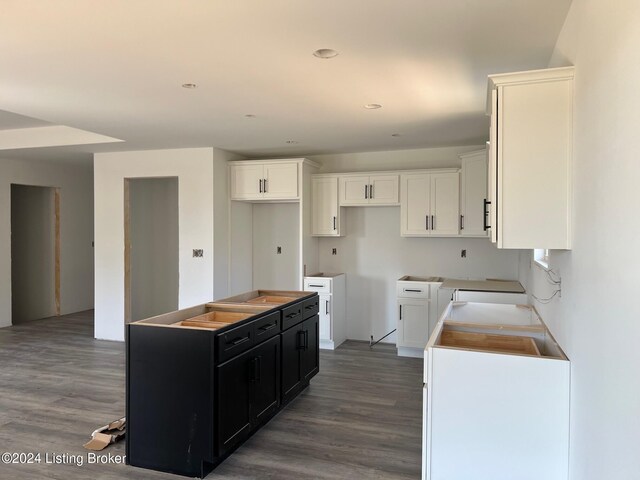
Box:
xmin=397 ymin=299 xmax=429 ymax=349
xmin=312 ymin=177 xmax=340 ymax=236
xmin=216 ymin=351 xmax=252 ymax=456
xmin=301 ymin=315 xmax=319 ymax=382
xmin=430 ymin=172 xmax=460 ymax=236
xmin=263 ymin=163 xmax=298 ymax=200
xmin=318 ymin=294 xmax=331 ymax=341
xmin=281 ymin=326 xmax=303 ymax=403
xmin=401 ymin=174 xmax=430 ymax=236
xmin=461 ymin=152 xmax=489 ymax=237
xmin=250 ymin=335 xmax=280 ymax=425
xmin=488 ymin=89 xmax=498 ymax=244
xmin=339 ymin=176 xmax=370 ymax=206
xmin=231 ymin=164 xmax=264 ymax=200
xmin=368 ymin=174 xmax=399 ymax=205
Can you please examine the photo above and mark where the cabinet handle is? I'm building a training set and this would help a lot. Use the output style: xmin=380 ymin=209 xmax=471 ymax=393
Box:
xmin=460 ymin=215 xmax=464 ymax=230
xmin=431 ymin=215 xmax=435 ymax=231
xmin=404 ymin=288 xmax=422 ymax=293
xmin=308 ymin=285 xmax=323 ymax=288
xmin=399 ymin=304 xmax=403 ymax=320
xmin=259 ymin=179 xmax=263 ymax=193
xmin=297 ymin=330 xmax=305 ymax=350
xmin=333 ymin=216 xmax=337 ymax=231
xmin=305 ymin=302 xmax=317 ymax=309
xmin=364 ymin=184 xmax=368 ymax=199
xmin=259 ymin=323 xmax=277 ymax=332
xmin=229 ymin=336 xmax=250 ymax=346
xmin=304 ymin=330 xmax=309 ymax=350
xmin=263 ymin=178 xmax=268 ymax=193
xmin=286 ymin=311 xmax=300 ymax=318
xmin=369 ymin=184 xmax=374 ymax=198
xmin=483 ymin=199 xmax=491 ymax=230
xmin=252 ymin=356 xmax=261 ymax=382
xmin=425 ymin=215 xmax=429 ymax=230
xmin=325 ymin=300 xmax=329 ymax=315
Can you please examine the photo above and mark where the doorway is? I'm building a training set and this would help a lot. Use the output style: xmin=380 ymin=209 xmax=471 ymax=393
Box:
xmin=10 ymin=184 xmax=61 ymax=324
xmin=124 ymin=177 xmax=179 ymax=322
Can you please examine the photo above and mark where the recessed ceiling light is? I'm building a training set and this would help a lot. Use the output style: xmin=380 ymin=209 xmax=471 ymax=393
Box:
xmin=364 ymin=103 xmax=382 ymax=109
xmin=286 ymin=140 xmax=299 ymax=144
xmin=182 ymin=83 xmax=197 ymax=89
xmin=244 ymin=114 xmax=256 ymax=118
xmin=313 ymin=49 xmax=339 ymax=59
xmin=391 ymin=133 xmax=401 ymax=137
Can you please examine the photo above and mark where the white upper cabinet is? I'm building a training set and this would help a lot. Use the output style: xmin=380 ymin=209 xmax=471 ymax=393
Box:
xmin=339 ymin=174 xmax=399 ymax=206
xmin=401 ymin=170 xmax=459 ymax=237
xmin=230 ymin=160 xmax=299 ymax=201
xmin=460 ymin=149 xmax=489 ymax=237
xmin=487 ymin=66 xmax=574 ymax=249
xmin=311 ymin=176 xmax=344 ymax=236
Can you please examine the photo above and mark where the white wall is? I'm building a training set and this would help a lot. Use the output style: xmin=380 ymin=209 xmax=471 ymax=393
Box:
xmin=10 ymin=185 xmax=56 ymax=322
xmin=0 ymin=158 xmax=94 ymax=328
xmin=129 ymin=177 xmax=179 ymax=321
xmin=94 ymin=148 xmax=215 ymax=341
xmin=311 ymin=146 xmax=521 ymax=341
xmin=519 ymin=2 xmax=640 ymax=478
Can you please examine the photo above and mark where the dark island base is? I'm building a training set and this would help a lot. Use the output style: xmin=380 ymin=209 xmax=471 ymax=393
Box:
xmin=126 ymin=291 xmax=319 ymax=478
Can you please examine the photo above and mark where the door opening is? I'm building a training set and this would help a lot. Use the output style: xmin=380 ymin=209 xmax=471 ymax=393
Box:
xmin=124 ymin=177 xmax=179 ymax=322
xmin=10 ymin=184 xmax=61 ymax=324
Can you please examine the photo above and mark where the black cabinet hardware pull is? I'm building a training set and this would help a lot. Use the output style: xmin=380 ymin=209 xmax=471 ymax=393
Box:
xmin=333 ymin=216 xmax=336 ymax=230
xmin=229 ymin=336 xmax=250 ymax=346
xmin=304 ymin=303 xmax=317 ymax=310
xmin=259 ymin=323 xmax=277 ymax=331
xmin=483 ymin=199 xmax=492 ymax=230
xmin=252 ymin=356 xmax=261 ymax=382
xmin=297 ymin=330 xmax=305 ymax=350
xmin=286 ymin=311 xmax=300 ymax=318
xmin=364 ymin=184 xmax=368 ymax=199
xmin=325 ymin=300 xmax=329 ymax=315
xmin=259 ymin=179 xmax=263 ymax=193
xmin=426 ymin=215 xmax=429 ymax=230
xmin=460 ymin=215 xmax=464 ymax=230
xmin=404 ymin=289 xmax=422 ymax=293
xmin=305 ymin=330 xmax=309 ymax=350
xmin=263 ymin=178 xmax=267 ymax=192
xmin=369 ymin=184 xmax=374 ymax=198
xmin=308 ymin=284 xmax=323 ymax=288
xmin=431 ymin=215 xmax=435 ymax=230
xmin=399 ymin=305 xmax=403 ymax=320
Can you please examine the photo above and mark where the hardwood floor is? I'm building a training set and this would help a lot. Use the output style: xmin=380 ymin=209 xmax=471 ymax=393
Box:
xmin=0 ymin=311 xmax=423 ymax=479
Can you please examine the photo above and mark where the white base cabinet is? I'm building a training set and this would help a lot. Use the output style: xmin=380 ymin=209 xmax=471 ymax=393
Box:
xmin=423 ymin=302 xmax=570 ymax=480
xmin=304 ymin=274 xmax=346 ymax=350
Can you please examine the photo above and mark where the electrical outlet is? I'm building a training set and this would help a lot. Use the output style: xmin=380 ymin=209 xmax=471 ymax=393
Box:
xmin=193 ymin=249 xmax=204 ymax=258
xmin=332 ymin=248 xmax=337 ymax=255
xmin=461 ymin=249 xmax=467 ymax=258
xmin=277 ymin=246 xmax=282 ymax=254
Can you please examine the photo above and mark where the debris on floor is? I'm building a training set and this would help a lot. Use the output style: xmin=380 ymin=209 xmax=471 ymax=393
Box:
xmin=83 ymin=417 xmax=126 ymax=451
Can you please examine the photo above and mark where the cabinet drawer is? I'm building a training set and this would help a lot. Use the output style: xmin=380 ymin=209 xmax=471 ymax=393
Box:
xmin=302 ymin=296 xmax=319 ymax=319
xmin=281 ymin=301 xmax=304 ymax=330
xmin=396 ymin=283 xmax=430 ymax=299
xmin=304 ymin=278 xmax=331 ymax=293
xmin=216 ymin=322 xmax=254 ymax=363
xmin=253 ymin=311 xmax=281 ymax=342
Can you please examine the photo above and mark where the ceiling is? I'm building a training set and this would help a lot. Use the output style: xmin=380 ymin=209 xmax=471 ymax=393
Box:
xmin=0 ymin=0 xmax=572 ymax=162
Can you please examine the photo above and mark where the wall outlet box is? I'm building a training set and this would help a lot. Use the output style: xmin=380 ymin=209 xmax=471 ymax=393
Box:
xmin=193 ymin=249 xmax=203 ymax=258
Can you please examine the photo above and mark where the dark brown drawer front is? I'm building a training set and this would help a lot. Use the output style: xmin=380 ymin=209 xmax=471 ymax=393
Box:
xmin=281 ymin=301 xmax=304 ymax=331
xmin=302 ymin=296 xmax=319 ymax=319
xmin=216 ymin=322 xmax=254 ymax=363
xmin=253 ymin=311 xmax=281 ymax=342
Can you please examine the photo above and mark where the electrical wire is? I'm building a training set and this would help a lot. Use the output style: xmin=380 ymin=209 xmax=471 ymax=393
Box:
xmin=531 ymin=289 xmax=561 ymax=304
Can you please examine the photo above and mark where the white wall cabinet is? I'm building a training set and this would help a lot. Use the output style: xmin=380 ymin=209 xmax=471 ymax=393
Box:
xmin=311 ymin=176 xmax=345 ymax=236
xmin=400 ymin=170 xmax=460 ymax=237
xmin=487 ymin=66 xmax=574 ymax=249
xmin=459 ymin=149 xmax=489 ymax=237
xmin=339 ymin=174 xmax=399 ymax=206
xmin=230 ymin=161 xmax=298 ymax=201
xmin=304 ymin=273 xmax=346 ymax=350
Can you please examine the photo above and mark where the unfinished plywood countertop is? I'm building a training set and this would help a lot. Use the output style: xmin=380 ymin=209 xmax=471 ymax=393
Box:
xmin=440 ymin=278 xmax=525 ymax=293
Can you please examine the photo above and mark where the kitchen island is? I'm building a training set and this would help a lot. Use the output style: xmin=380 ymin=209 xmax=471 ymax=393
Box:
xmin=126 ymin=290 xmax=319 ymax=478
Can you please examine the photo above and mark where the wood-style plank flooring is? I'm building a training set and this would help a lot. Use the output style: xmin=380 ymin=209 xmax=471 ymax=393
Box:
xmin=0 ymin=311 xmax=423 ymax=479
